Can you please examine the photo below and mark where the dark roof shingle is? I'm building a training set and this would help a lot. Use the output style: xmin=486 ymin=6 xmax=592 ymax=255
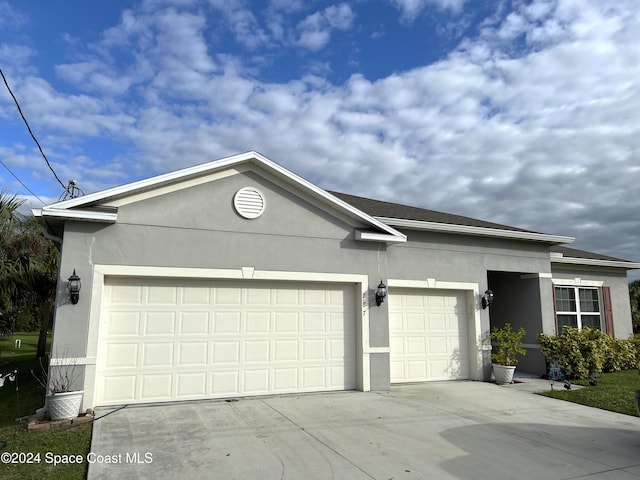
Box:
xmin=330 ymin=191 xmax=538 ymax=234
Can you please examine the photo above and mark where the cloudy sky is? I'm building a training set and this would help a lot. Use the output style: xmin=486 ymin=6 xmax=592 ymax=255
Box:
xmin=0 ymin=0 xmax=638 ymax=277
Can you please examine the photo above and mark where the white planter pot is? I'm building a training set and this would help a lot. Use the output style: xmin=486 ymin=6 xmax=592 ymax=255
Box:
xmin=47 ymin=391 xmax=84 ymax=420
xmin=492 ymin=364 xmax=516 ymax=385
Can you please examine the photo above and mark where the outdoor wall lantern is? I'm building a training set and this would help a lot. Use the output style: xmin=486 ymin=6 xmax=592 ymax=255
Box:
xmin=68 ymin=269 xmax=81 ymax=305
xmin=375 ymin=280 xmax=387 ymax=306
xmin=481 ymin=289 xmax=494 ymax=309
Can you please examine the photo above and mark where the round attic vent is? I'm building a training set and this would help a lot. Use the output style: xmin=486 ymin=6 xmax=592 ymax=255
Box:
xmin=233 ymin=187 xmax=266 ymax=219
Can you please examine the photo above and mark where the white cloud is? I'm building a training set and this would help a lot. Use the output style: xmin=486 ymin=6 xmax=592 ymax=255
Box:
xmin=390 ymin=0 xmax=467 ymax=23
xmin=208 ymin=0 xmax=270 ymax=50
xmin=295 ymin=3 xmax=355 ymax=50
xmin=0 ymin=1 xmax=27 ymax=29
xmin=1 ymin=0 xmax=640 ymax=264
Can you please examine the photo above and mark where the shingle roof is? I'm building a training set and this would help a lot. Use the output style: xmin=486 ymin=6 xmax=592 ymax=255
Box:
xmin=331 ymin=191 xmax=638 ymax=265
xmin=551 ymin=246 xmax=631 ymax=263
xmin=330 ymin=191 xmax=540 ymax=234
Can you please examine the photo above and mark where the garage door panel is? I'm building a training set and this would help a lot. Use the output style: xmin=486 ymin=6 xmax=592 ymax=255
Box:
xmin=144 ymin=312 xmax=175 ymax=335
xmin=142 ymin=343 xmax=174 ymax=367
xmin=213 ymin=312 xmax=241 ymax=333
xmin=215 ymin=287 xmax=242 ymax=305
xmin=243 ymin=369 xmax=269 ymax=393
xmin=147 ymin=285 xmax=178 ymax=305
xmin=213 ymin=341 xmax=240 ymax=363
xmin=141 ymin=373 xmax=172 ymax=399
xmin=244 ymin=340 xmax=270 ymax=362
xmin=180 ymin=312 xmax=209 ymax=334
xmin=177 ymin=372 xmax=206 ymax=397
xmin=302 ymin=312 xmax=325 ymax=332
xmin=274 ymin=288 xmax=299 ymax=305
xmin=390 ymin=288 xmax=469 ymax=383
xmin=211 ymin=371 xmax=239 ymax=395
xmin=105 ymin=343 xmax=139 ymax=368
xmin=108 ymin=312 xmax=140 ymax=335
xmin=109 ymin=284 xmax=142 ymax=304
xmin=428 ymin=313 xmax=446 ymax=330
xmin=274 ymin=312 xmax=298 ymax=332
xmin=407 ymin=360 xmax=427 ymax=379
xmin=406 ymin=313 xmax=426 ymax=331
xmin=246 ymin=312 xmax=270 ymax=333
xmin=182 ymin=286 xmax=210 ymax=305
xmin=178 ymin=342 xmax=207 ymax=365
xmin=97 ymin=279 xmax=356 ymax=405
xmin=102 ymin=376 xmax=136 ymax=403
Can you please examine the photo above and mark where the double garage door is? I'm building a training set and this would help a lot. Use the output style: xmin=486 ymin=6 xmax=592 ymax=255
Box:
xmin=95 ymin=278 xmax=356 ymax=406
xmin=389 ymin=289 xmax=469 ymax=383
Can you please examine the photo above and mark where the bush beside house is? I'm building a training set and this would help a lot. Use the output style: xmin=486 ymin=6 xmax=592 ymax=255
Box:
xmin=538 ymin=328 xmax=639 ymax=380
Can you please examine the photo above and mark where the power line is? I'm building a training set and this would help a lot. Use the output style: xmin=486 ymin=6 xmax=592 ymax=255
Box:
xmin=0 ymin=158 xmax=46 ymax=205
xmin=0 ymin=67 xmax=66 ymax=190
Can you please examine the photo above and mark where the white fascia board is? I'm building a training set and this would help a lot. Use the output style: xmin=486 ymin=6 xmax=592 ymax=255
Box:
xmin=42 ymin=150 xmax=404 ymax=239
xmin=551 ymin=256 xmax=640 ymax=269
xmin=376 ymin=216 xmax=575 ymax=244
xmin=44 ymin=151 xmax=261 ymax=210
xmin=39 ymin=208 xmax=117 ymax=223
xmin=355 ymin=230 xmax=407 ymax=243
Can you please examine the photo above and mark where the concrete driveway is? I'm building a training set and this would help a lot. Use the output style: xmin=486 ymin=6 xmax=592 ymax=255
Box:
xmin=88 ymin=380 xmax=640 ymax=480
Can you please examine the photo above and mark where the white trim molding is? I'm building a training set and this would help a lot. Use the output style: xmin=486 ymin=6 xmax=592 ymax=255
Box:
xmin=35 ymin=151 xmax=406 ymax=242
xmin=355 ymin=230 xmax=407 ymax=244
xmin=377 ymin=216 xmax=575 ymax=245
xmin=33 ymin=208 xmax=117 ymax=223
xmin=552 ymin=278 xmax=604 ymax=287
xmin=551 ymin=256 xmax=640 ymax=269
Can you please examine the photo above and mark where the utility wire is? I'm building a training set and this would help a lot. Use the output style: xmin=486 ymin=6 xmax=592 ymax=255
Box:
xmin=0 ymin=67 xmax=66 ymax=190
xmin=0 ymin=158 xmax=46 ymax=205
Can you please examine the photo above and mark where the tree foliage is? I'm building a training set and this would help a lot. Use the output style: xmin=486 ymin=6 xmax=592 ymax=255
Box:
xmin=0 ymin=190 xmax=59 ymax=355
xmin=629 ymin=279 xmax=640 ymax=334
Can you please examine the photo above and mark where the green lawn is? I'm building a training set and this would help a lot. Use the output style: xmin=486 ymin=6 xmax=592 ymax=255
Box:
xmin=0 ymin=332 xmax=92 ymax=480
xmin=539 ymin=369 xmax=640 ymax=416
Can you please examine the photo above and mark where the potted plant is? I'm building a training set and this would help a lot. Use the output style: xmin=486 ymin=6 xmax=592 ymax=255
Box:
xmin=32 ymin=354 xmax=84 ymax=421
xmin=490 ymin=323 xmax=526 ymax=384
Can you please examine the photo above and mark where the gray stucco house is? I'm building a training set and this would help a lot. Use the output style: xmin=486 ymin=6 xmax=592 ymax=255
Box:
xmin=34 ymin=151 xmax=640 ymax=410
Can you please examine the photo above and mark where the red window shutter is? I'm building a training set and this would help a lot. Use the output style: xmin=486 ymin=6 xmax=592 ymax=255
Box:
xmin=552 ymin=286 xmax=558 ymax=335
xmin=602 ymin=286 xmax=614 ymax=338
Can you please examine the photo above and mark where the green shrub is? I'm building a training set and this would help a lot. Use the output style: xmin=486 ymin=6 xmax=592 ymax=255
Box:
xmin=538 ymin=328 xmax=638 ymax=379
xmin=490 ymin=323 xmax=526 ymax=366
xmin=601 ymin=335 xmax=637 ymax=372
xmin=628 ymin=333 xmax=640 ymax=365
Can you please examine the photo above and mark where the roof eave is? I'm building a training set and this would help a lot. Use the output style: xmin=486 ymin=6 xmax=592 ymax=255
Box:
xmin=355 ymin=230 xmax=407 ymax=244
xmin=37 ymin=151 xmax=403 ymax=241
xmin=551 ymin=256 xmax=640 ymax=270
xmin=376 ymin=217 xmax=574 ymax=244
xmin=36 ymin=207 xmax=118 ymax=223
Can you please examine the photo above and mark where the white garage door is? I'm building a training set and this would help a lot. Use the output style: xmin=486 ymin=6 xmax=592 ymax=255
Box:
xmin=95 ymin=278 xmax=356 ymax=406
xmin=389 ymin=289 xmax=469 ymax=383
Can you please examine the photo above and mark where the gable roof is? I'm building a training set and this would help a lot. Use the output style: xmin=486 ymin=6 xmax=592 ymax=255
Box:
xmin=33 ymin=151 xmax=407 ymax=243
xmin=330 ymin=191 xmax=574 ymax=245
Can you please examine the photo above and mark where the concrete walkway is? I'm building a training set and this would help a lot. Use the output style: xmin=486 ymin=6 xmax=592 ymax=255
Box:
xmin=88 ymin=380 xmax=640 ymax=480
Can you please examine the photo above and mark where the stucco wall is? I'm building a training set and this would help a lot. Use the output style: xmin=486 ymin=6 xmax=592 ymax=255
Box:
xmin=50 ymin=167 xmax=564 ymax=397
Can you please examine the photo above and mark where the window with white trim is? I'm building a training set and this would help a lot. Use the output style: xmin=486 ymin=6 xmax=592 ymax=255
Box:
xmin=554 ymin=287 xmax=602 ymax=332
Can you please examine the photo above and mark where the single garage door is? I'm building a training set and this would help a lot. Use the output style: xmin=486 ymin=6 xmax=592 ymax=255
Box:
xmin=95 ymin=277 xmax=356 ymax=406
xmin=389 ymin=289 xmax=469 ymax=383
